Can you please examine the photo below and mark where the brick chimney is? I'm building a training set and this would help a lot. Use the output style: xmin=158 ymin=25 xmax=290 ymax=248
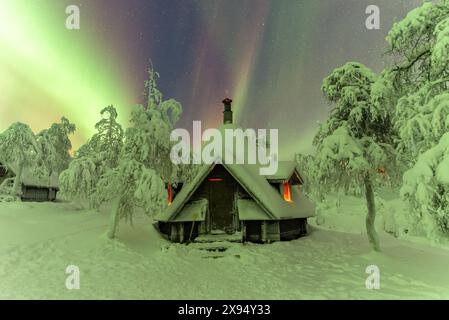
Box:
xmin=222 ymin=98 xmax=233 ymax=124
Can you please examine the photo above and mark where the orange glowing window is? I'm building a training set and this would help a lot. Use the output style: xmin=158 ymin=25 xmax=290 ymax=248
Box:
xmin=168 ymin=184 xmax=173 ymax=206
xmin=283 ymin=181 xmax=292 ymax=202
xmin=208 ymin=178 xmax=223 ymax=182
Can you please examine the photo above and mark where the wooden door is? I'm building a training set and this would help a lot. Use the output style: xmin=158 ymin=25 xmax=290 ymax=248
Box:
xmin=207 ymin=165 xmax=235 ymax=232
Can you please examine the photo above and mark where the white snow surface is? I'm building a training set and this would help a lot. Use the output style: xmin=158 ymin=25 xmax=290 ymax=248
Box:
xmin=0 ymin=198 xmax=449 ymax=299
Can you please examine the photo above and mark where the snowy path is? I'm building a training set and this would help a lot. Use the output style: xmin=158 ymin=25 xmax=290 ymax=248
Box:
xmin=0 ymin=202 xmax=448 ymax=299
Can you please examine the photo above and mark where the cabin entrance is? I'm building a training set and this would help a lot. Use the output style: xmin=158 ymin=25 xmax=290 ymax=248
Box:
xmin=207 ymin=165 xmax=235 ymax=232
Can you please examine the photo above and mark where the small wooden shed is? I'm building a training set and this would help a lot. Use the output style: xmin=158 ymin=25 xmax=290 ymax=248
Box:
xmin=0 ymin=162 xmax=59 ymax=202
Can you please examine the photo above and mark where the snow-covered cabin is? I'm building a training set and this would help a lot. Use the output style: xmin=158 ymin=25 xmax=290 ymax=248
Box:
xmin=0 ymin=162 xmax=59 ymax=201
xmin=156 ymin=99 xmax=315 ymax=243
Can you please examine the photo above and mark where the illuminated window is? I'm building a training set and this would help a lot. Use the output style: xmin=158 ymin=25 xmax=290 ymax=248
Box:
xmin=283 ymin=181 xmax=292 ymax=202
xmin=168 ymin=184 xmax=172 ymax=206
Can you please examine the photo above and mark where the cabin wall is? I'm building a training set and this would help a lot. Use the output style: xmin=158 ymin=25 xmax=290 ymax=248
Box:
xmin=21 ymin=186 xmax=58 ymax=202
xmin=161 ymin=218 xmax=308 ymax=244
xmin=244 ymin=221 xmax=262 ymax=243
xmin=242 ymin=219 xmax=307 ymax=243
xmin=181 ymin=222 xmax=200 ymax=242
xmin=48 ymin=189 xmax=57 ymax=201
xmin=279 ymin=218 xmax=307 ymax=241
xmin=159 ymin=221 xmax=202 ymax=243
xmin=236 ymin=184 xmax=251 ymax=199
xmin=266 ymin=221 xmax=281 ymax=242
xmin=172 ymin=183 xmax=183 ymax=201
xmin=158 ymin=222 xmax=171 ymax=237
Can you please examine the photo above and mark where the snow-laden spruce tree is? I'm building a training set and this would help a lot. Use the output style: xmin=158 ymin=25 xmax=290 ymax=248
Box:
xmin=92 ymin=65 xmax=185 ymax=238
xmin=60 ymin=106 xmax=123 ymax=204
xmin=122 ymin=65 xmax=193 ymax=184
xmin=295 ymin=153 xmax=322 ymax=201
xmin=92 ymin=159 xmax=166 ymax=239
xmin=59 ymin=157 xmax=97 ymax=205
xmin=122 ymin=104 xmax=172 ymax=180
xmin=384 ymin=1 xmax=449 ymax=235
xmin=386 ymin=1 xmax=449 ymax=167
xmin=36 ymin=117 xmax=76 ymax=176
xmin=401 ymin=132 xmax=449 ymax=238
xmin=396 ymin=91 xmax=449 ymax=163
xmin=314 ymin=62 xmax=396 ymax=252
xmin=84 ymin=105 xmax=123 ymax=175
xmin=75 ymin=140 xmax=93 ymax=158
xmin=92 ymin=113 xmax=169 ymax=237
xmin=0 ymin=123 xmax=41 ymax=195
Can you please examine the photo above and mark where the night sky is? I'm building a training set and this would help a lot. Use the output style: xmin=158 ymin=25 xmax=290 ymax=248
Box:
xmin=0 ymin=0 xmax=423 ymax=159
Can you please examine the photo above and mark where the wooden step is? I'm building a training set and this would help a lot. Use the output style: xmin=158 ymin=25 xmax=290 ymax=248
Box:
xmin=189 ymin=236 xmax=243 ymax=259
xmin=194 ymin=244 xmax=242 ymax=260
xmin=194 ymin=232 xmax=243 ymax=244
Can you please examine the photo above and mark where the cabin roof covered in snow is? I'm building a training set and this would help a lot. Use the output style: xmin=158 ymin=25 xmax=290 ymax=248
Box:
xmin=0 ymin=161 xmax=59 ymax=189
xmin=171 ymin=199 xmax=208 ymax=222
xmin=156 ymin=123 xmax=315 ymax=222
xmin=237 ymin=199 xmax=269 ymax=220
xmin=156 ymin=160 xmax=315 ymax=222
xmin=265 ymin=161 xmax=304 ymax=183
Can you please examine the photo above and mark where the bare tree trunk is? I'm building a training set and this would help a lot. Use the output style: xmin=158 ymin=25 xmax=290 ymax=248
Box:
xmin=107 ymin=200 xmax=121 ymax=239
xmin=364 ymin=173 xmax=381 ymax=252
xmin=13 ymin=163 xmax=23 ymax=196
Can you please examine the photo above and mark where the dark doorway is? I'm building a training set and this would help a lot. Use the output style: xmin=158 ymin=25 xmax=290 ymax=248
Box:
xmin=245 ymin=221 xmax=262 ymax=243
xmin=207 ymin=165 xmax=235 ymax=232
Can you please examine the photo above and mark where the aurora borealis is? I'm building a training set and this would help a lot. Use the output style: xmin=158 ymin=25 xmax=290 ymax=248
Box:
xmin=0 ymin=0 xmax=423 ymax=159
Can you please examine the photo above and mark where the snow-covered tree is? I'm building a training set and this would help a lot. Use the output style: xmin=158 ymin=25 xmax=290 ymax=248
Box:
xmin=122 ymin=66 xmax=184 ymax=183
xmin=75 ymin=140 xmax=93 ymax=158
xmin=387 ymin=2 xmax=449 ymax=90
xmin=74 ymin=106 xmax=123 ymax=177
xmin=92 ymin=106 xmax=170 ymax=237
xmin=36 ymin=117 xmax=76 ymax=176
xmin=0 ymin=123 xmax=41 ymax=195
xmin=89 ymin=66 xmax=186 ymax=238
xmin=88 ymin=105 xmax=124 ymax=173
xmin=384 ymin=1 xmax=449 ymax=236
xmin=64 ymin=106 xmax=123 ymax=203
xmin=92 ymin=159 xmax=166 ymax=239
xmin=314 ymin=62 xmax=396 ymax=252
xmin=396 ymin=90 xmax=449 ymax=163
xmin=387 ymin=1 xmax=449 ymax=166
xmin=295 ymin=153 xmax=322 ymax=201
xmin=401 ymin=132 xmax=449 ymax=238
xmin=122 ymin=105 xmax=171 ymax=177
xmin=59 ymin=157 xmax=97 ymax=204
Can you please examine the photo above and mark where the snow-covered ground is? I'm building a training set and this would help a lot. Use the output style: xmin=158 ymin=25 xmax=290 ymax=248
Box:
xmin=0 ymin=197 xmax=449 ymax=299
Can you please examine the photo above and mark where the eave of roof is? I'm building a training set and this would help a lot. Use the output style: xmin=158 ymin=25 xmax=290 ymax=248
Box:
xmin=171 ymin=199 xmax=208 ymax=222
xmin=265 ymin=161 xmax=304 ymax=184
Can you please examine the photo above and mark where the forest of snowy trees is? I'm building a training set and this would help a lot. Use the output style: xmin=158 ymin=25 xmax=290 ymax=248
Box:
xmin=0 ymin=67 xmax=197 ymax=239
xmin=1 ymin=2 xmax=449 ymax=250
xmin=60 ymin=67 xmax=198 ymax=238
xmin=298 ymin=1 xmax=449 ymax=250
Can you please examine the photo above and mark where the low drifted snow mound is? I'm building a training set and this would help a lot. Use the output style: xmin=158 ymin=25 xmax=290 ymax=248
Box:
xmin=0 ymin=201 xmax=449 ymax=299
xmin=0 ymin=194 xmax=19 ymax=203
xmin=310 ymin=192 xmax=408 ymax=236
xmin=309 ymin=191 xmax=449 ymax=248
